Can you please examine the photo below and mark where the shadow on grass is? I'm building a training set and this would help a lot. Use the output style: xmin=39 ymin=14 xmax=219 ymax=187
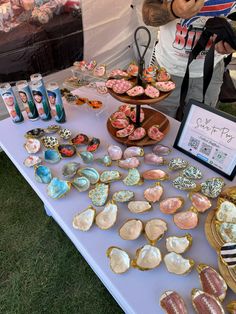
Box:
xmin=0 ymin=153 xmax=123 ymax=314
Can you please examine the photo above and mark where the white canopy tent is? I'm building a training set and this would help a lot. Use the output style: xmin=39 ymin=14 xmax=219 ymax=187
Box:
xmin=81 ymin=0 xmax=158 ymax=69
xmin=0 ymin=1 xmax=158 ymax=121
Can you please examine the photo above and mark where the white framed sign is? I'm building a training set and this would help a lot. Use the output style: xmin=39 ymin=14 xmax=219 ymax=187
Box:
xmin=173 ymin=99 xmax=236 ymax=181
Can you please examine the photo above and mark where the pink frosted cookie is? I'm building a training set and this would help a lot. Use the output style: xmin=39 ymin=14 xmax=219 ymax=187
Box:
xmin=110 ymin=118 xmax=129 ymax=129
xmin=109 ymin=69 xmax=129 ymax=78
xmin=155 ymin=81 xmax=175 ymax=92
xmin=112 ymin=79 xmax=133 ymax=94
xmin=127 ymin=64 xmax=139 ymax=77
xmin=105 ymin=79 xmax=118 ymax=88
xmin=118 ymin=104 xmax=132 ymax=117
xmin=156 ymin=68 xmax=171 ymax=82
xmin=110 ymin=111 xmax=127 ymax=120
xmin=144 ymin=85 xmax=160 ymax=98
xmin=147 ymin=125 xmax=165 ymax=141
xmin=116 ymin=124 xmax=135 ymax=138
xmin=126 ymin=86 xmax=144 ymax=97
xmin=143 ymin=66 xmax=157 ymax=83
xmin=128 ymin=127 xmax=146 ymax=141
xmin=130 ymin=108 xmax=145 ymax=123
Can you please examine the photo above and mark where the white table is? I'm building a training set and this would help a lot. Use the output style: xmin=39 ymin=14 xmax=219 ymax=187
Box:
xmin=0 ymin=87 xmax=235 ymax=314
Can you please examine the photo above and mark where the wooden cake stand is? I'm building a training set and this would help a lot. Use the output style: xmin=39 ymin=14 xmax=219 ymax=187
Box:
xmin=205 ymin=209 xmax=236 ymax=293
xmin=108 ymin=88 xmax=172 ymax=105
xmin=106 ymin=26 xmax=172 ymax=147
xmin=107 ymin=89 xmax=171 ymax=147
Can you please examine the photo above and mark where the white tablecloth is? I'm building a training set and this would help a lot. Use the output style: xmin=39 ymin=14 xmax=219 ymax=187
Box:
xmin=0 ymin=87 xmax=235 ymax=314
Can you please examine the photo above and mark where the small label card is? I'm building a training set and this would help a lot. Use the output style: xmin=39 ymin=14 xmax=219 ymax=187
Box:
xmin=174 ymin=99 xmax=236 ymax=180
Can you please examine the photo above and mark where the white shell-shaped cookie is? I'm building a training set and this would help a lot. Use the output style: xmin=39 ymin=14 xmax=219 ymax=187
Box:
xmin=145 ymin=219 xmax=168 ymax=245
xmin=119 ymin=219 xmax=143 ymax=240
xmin=106 ymin=247 xmax=131 ymax=274
xmin=166 ymin=234 xmax=192 ymax=254
xmin=72 ymin=206 xmax=96 ymax=231
xmin=164 ymin=252 xmax=194 ymax=275
xmin=128 ymin=201 xmax=152 ymax=213
xmin=132 ymin=244 xmax=162 ymax=270
xmin=95 ymin=201 xmax=118 ymax=230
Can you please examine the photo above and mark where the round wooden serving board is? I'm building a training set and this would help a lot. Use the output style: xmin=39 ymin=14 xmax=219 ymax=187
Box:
xmin=107 ymin=107 xmax=170 ymax=147
xmin=205 ymin=209 xmax=236 ymax=293
xmin=108 ymin=88 xmax=171 ymax=105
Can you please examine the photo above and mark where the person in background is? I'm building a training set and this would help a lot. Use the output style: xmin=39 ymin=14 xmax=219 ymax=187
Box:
xmin=142 ymin=0 xmax=236 ymax=118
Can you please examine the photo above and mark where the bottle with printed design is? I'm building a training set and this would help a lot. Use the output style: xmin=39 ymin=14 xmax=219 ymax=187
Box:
xmin=46 ymin=82 xmax=66 ymax=123
xmin=16 ymin=80 xmax=39 ymax=121
xmin=30 ymin=80 xmax=51 ymax=121
xmin=0 ymin=83 xmax=24 ymax=123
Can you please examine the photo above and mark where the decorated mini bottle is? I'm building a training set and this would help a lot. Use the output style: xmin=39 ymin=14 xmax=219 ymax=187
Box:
xmin=0 ymin=83 xmax=24 ymax=123
xmin=46 ymin=82 xmax=66 ymax=123
xmin=30 ymin=80 xmax=51 ymax=121
xmin=16 ymin=80 xmax=39 ymax=121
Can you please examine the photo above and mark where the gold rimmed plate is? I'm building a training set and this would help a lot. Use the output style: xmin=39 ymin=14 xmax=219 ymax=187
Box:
xmin=205 ymin=209 xmax=236 ymax=293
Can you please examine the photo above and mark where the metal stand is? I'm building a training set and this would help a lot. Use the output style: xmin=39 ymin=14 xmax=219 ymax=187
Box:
xmin=135 ymin=105 xmax=141 ymax=127
xmin=134 ymin=26 xmax=151 ymax=127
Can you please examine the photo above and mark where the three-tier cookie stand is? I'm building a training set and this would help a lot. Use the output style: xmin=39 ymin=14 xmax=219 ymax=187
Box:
xmin=107 ymin=26 xmax=173 ymax=147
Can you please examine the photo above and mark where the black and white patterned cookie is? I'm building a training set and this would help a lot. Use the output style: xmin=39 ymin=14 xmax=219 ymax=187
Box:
xmin=41 ymin=136 xmax=59 ymax=149
xmin=220 ymin=242 xmax=236 ymax=268
xmin=59 ymin=128 xmax=72 ymax=140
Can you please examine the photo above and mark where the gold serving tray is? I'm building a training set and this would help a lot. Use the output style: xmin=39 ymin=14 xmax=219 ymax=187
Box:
xmin=205 ymin=209 xmax=236 ymax=293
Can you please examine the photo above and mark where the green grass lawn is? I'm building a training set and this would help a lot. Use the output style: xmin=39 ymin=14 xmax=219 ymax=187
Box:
xmin=218 ymin=102 xmax=236 ymax=116
xmin=0 ymin=152 xmax=123 ymax=314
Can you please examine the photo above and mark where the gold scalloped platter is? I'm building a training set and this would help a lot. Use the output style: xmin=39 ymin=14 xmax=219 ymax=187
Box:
xmin=205 ymin=209 xmax=236 ymax=293
xmin=107 ymin=87 xmax=172 ymax=105
xmin=107 ymin=107 xmax=170 ymax=147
